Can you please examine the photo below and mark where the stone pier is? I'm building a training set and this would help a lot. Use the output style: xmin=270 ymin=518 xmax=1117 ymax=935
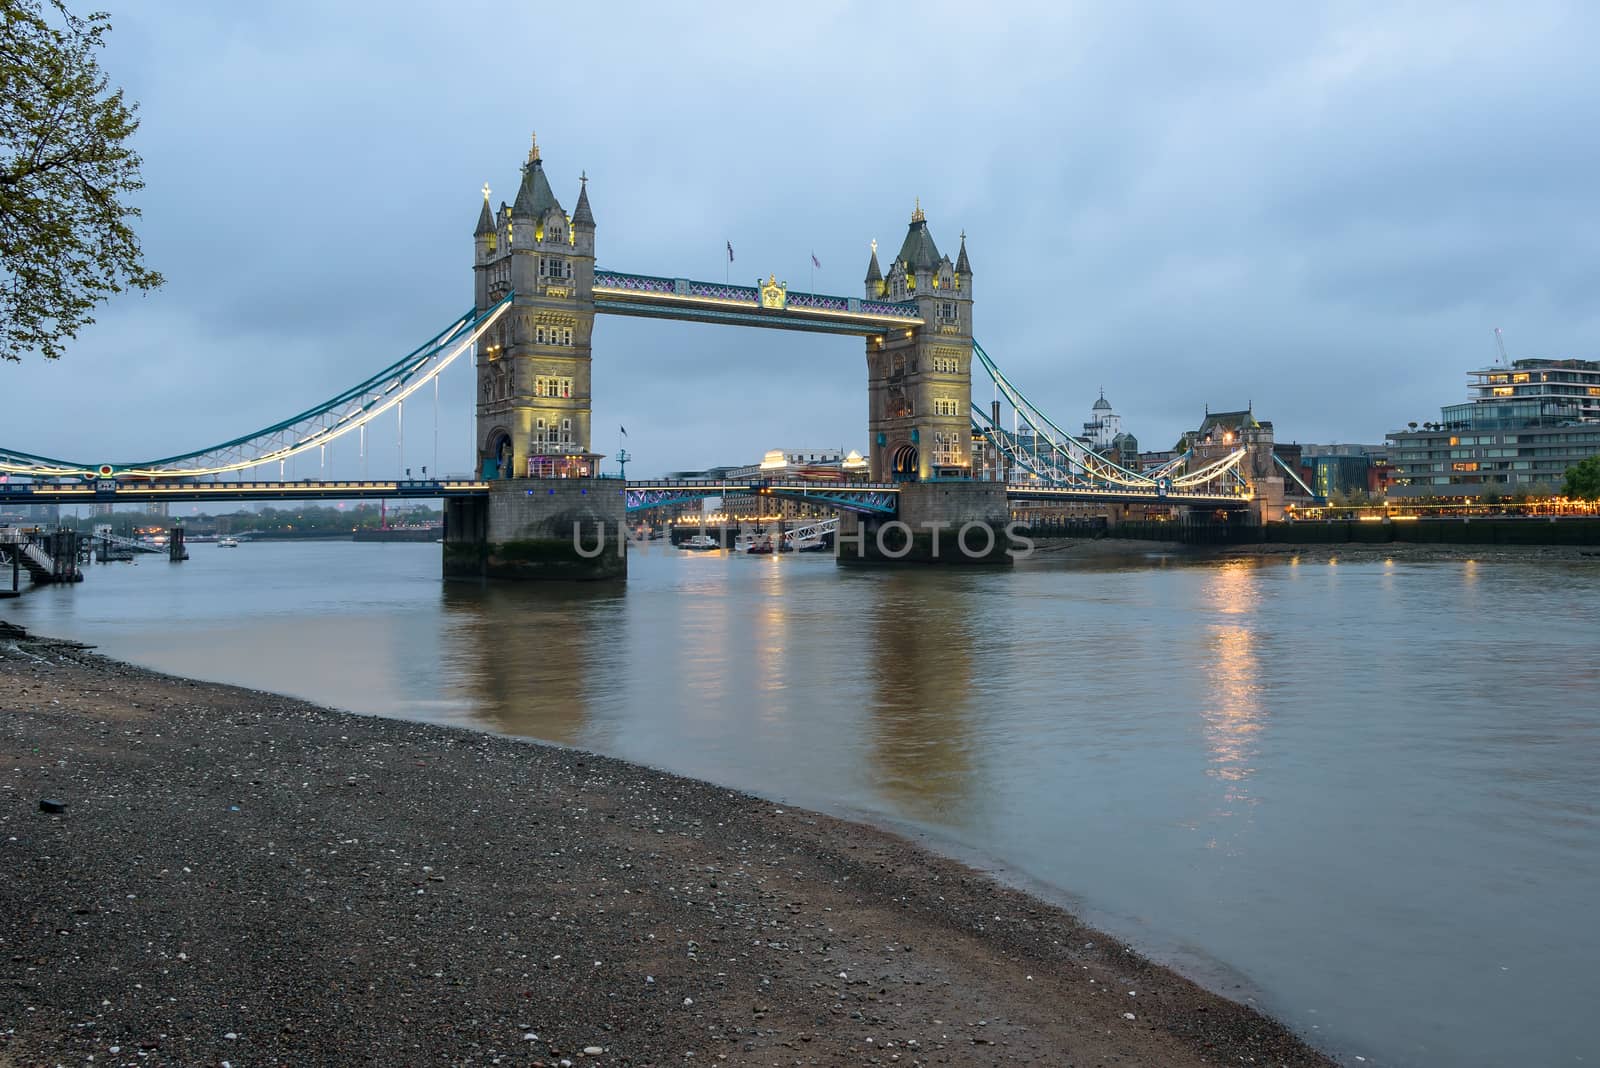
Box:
xmin=443 ymin=480 xmax=627 ymax=581
xmin=837 ymin=482 xmax=1014 ymax=565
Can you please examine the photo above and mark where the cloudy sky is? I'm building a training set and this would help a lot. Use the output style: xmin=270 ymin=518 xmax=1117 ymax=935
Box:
xmin=7 ymin=1 xmax=1599 ymax=478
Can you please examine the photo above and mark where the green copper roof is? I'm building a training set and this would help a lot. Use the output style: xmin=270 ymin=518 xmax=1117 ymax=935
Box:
xmin=896 ymin=219 xmax=941 ymax=272
xmin=474 ymin=196 xmax=496 ymax=236
xmin=512 ymin=159 xmax=563 ymax=219
xmin=864 ymin=247 xmax=882 ymax=283
xmin=955 ymin=234 xmax=971 ymax=275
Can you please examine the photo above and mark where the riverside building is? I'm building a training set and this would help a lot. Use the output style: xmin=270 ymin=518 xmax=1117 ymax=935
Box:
xmin=1387 ymin=357 xmax=1600 ymax=498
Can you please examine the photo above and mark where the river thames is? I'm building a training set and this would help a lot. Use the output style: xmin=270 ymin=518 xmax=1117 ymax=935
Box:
xmin=8 ymin=540 xmax=1598 ymax=1066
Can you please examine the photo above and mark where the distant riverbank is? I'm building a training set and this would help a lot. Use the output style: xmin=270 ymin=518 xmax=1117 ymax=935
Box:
xmin=0 ymin=625 xmax=1333 ymax=1067
xmin=1031 ymin=532 xmax=1600 ymax=565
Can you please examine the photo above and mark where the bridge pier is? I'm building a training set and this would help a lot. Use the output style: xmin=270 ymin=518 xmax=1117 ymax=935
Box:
xmin=837 ymin=482 xmax=1013 ymax=565
xmin=443 ymin=480 xmax=626 ymax=582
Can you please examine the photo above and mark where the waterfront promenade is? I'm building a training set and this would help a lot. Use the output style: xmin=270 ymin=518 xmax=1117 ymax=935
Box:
xmin=0 ymin=629 xmax=1331 ymax=1066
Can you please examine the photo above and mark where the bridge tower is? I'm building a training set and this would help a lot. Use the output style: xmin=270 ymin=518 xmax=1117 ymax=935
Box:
xmin=472 ymin=133 xmax=598 ymax=481
xmin=864 ymin=202 xmax=974 ymax=482
xmin=449 ymin=135 xmax=622 ymax=581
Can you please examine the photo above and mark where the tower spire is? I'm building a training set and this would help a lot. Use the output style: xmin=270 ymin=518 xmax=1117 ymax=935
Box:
xmin=528 ymin=131 xmax=540 ymax=163
xmin=572 ymin=171 xmax=595 ymax=227
xmin=474 ymin=182 xmax=495 ymax=236
xmin=911 ymin=196 xmax=925 ymax=224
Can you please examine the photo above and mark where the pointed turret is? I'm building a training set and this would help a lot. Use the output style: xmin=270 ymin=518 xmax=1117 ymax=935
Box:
xmin=572 ymin=172 xmax=595 ymax=227
xmin=512 ymin=132 xmax=563 ymax=219
xmin=955 ymin=230 xmax=971 ymax=275
xmin=474 ymin=184 xmax=496 ymax=236
xmin=864 ymin=242 xmax=882 ymax=285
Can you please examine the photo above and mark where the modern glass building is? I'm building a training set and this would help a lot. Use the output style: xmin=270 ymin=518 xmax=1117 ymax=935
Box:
xmin=1387 ymin=367 xmax=1600 ymax=497
xmin=1469 ymin=358 xmax=1600 ymax=422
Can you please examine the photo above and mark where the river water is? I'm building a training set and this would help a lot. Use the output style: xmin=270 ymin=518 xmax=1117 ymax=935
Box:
xmin=8 ymin=540 xmax=1598 ymax=1066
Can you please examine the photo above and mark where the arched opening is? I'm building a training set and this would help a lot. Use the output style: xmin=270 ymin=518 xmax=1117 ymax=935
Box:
xmin=891 ymin=444 xmax=919 ymax=480
xmin=484 ymin=430 xmax=512 ymax=479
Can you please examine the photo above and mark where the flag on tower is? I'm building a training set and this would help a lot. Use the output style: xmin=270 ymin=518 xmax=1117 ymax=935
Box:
xmin=620 ymin=425 xmax=628 ymax=437
xmin=811 ymin=252 xmax=821 ymax=269
xmin=726 ymin=241 xmax=734 ymax=263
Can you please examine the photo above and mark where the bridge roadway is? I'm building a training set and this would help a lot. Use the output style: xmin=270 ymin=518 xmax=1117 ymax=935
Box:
xmin=1 ymin=477 xmax=1248 ymax=512
xmin=592 ymin=272 xmax=923 ymax=336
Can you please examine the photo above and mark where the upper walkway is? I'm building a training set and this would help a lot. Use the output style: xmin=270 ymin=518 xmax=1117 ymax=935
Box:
xmin=593 ymin=271 xmax=922 ymax=336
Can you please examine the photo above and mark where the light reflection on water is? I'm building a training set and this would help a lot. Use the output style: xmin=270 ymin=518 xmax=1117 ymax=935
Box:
xmin=8 ymin=541 xmax=1600 ymax=1068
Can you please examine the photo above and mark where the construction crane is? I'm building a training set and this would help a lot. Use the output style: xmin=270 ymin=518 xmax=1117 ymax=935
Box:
xmin=1493 ymin=327 xmax=1510 ymax=366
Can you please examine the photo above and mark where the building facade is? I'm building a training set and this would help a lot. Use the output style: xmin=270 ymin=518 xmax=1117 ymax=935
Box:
xmin=1387 ymin=416 xmax=1600 ymax=497
xmin=1388 ymin=359 xmax=1600 ymax=497
xmin=1299 ymin=444 xmax=1389 ymax=499
xmin=1469 ymin=358 xmax=1600 ymax=422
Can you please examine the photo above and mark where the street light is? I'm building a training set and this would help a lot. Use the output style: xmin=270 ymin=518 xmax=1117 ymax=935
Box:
xmin=617 ymin=448 xmax=631 ymax=481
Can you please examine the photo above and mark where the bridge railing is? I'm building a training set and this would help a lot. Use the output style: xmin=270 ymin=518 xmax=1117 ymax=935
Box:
xmin=594 ymin=271 xmax=922 ymax=323
xmin=1005 ymin=482 xmax=1247 ymax=502
xmin=625 ymin=478 xmax=899 ymax=491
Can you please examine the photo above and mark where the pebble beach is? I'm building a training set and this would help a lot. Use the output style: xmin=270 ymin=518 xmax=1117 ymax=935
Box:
xmin=1 ymin=625 xmax=1335 ymax=1067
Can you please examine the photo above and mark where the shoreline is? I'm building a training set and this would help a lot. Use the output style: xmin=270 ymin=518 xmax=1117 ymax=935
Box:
xmin=1029 ymin=534 xmax=1600 ymax=565
xmin=1 ymin=625 xmax=1336 ymax=1067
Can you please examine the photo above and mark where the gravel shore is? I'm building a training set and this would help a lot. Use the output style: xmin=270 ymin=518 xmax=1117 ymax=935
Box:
xmin=1 ymin=627 xmax=1335 ymax=1067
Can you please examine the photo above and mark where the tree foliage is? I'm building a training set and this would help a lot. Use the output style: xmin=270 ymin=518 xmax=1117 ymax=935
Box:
xmin=1 ymin=0 xmax=161 ymax=362
xmin=1561 ymin=455 xmax=1600 ymax=501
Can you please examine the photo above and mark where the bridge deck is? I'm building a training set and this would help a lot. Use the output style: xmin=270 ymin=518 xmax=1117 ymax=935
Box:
xmin=1 ymin=478 xmax=1248 ymax=510
xmin=593 ymin=272 xmax=922 ymax=336
xmin=0 ymin=480 xmax=494 ymax=506
xmin=1005 ymin=483 xmax=1250 ymax=508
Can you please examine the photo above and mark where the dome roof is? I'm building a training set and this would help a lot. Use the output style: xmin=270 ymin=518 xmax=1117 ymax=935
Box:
xmin=1092 ymin=392 xmax=1113 ymax=411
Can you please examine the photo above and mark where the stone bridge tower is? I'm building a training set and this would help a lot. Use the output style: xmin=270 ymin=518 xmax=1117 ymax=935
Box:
xmin=472 ymin=134 xmax=597 ymax=480
xmin=864 ymin=202 xmax=974 ymax=482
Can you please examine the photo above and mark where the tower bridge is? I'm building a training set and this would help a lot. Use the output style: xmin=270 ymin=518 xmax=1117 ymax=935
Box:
xmin=1 ymin=131 xmax=1284 ymax=581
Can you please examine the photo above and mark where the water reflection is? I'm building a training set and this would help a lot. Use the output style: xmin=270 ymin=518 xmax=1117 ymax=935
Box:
xmin=440 ymin=580 xmax=621 ymax=744
xmin=1200 ymin=562 xmax=1266 ymax=829
xmin=864 ymin=572 xmax=979 ymax=819
xmin=12 ymin=542 xmax=1600 ymax=1067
